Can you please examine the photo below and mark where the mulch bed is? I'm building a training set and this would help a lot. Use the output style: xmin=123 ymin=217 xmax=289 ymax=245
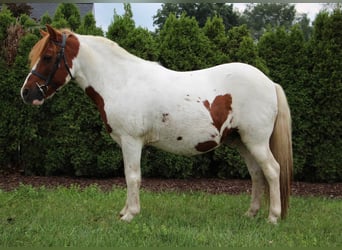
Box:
xmin=1 ymin=172 xmax=341 ymax=198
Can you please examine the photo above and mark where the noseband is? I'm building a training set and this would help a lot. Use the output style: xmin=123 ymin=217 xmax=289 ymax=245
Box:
xmin=31 ymin=33 xmax=74 ymax=97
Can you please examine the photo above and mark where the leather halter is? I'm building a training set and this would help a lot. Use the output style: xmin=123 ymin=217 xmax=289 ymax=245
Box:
xmin=31 ymin=33 xmax=74 ymax=97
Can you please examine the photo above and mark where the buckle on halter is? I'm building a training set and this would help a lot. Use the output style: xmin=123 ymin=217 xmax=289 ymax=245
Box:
xmin=35 ymin=82 xmax=46 ymax=97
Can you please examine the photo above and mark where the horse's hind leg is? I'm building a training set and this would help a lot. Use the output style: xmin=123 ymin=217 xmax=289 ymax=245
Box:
xmin=245 ymin=142 xmax=281 ymax=224
xmin=237 ymin=141 xmax=266 ymax=218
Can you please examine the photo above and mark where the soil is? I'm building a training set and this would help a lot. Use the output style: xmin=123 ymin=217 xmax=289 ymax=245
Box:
xmin=0 ymin=172 xmax=341 ymax=198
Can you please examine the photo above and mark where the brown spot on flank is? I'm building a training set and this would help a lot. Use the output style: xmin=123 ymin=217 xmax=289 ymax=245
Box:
xmin=195 ymin=141 xmax=218 ymax=152
xmin=85 ymin=86 xmax=113 ymax=133
xmin=203 ymin=94 xmax=232 ymax=132
xmin=162 ymin=113 xmax=169 ymax=122
xmin=203 ymin=100 xmax=210 ymax=111
xmin=195 ymin=94 xmax=233 ymax=153
xmin=177 ymin=136 xmax=183 ymax=141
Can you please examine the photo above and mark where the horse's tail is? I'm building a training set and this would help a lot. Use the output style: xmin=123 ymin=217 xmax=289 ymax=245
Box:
xmin=270 ymin=83 xmax=293 ymax=219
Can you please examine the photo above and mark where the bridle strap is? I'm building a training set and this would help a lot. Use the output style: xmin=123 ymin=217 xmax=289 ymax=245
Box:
xmin=31 ymin=33 xmax=74 ymax=97
xmin=31 ymin=70 xmax=47 ymax=81
xmin=59 ymin=34 xmax=74 ymax=80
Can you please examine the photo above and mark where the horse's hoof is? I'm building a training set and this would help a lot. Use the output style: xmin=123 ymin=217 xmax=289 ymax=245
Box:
xmin=120 ymin=212 xmax=134 ymax=222
xmin=244 ymin=209 xmax=258 ymax=218
xmin=267 ymin=216 xmax=278 ymax=225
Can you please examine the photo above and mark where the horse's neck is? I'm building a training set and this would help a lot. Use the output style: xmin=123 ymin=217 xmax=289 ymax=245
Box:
xmin=74 ymin=35 xmax=144 ymax=92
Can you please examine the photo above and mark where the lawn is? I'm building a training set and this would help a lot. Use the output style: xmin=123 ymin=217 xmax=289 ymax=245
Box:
xmin=0 ymin=184 xmax=341 ymax=247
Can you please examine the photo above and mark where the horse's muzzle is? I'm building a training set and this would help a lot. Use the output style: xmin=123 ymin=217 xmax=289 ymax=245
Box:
xmin=21 ymin=85 xmax=45 ymax=105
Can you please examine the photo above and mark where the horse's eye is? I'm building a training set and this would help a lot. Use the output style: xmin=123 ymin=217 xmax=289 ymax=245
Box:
xmin=42 ymin=55 xmax=52 ymax=62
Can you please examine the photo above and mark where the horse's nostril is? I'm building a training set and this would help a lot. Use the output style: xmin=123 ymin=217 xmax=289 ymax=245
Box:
xmin=22 ymin=88 xmax=29 ymax=97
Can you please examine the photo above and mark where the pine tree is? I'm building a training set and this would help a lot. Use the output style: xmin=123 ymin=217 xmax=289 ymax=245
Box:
xmin=226 ymin=25 xmax=268 ymax=73
xmin=40 ymin=12 xmax=52 ymax=26
xmin=308 ymin=9 xmax=342 ymax=181
xmin=242 ymin=3 xmax=296 ymax=39
xmin=0 ymin=5 xmax=16 ymax=45
xmin=106 ymin=3 xmax=158 ymax=61
xmin=0 ymin=18 xmax=40 ymax=171
xmin=153 ymin=3 xmax=239 ymax=31
xmin=77 ymin=12 xmax=103 ymax=36
xmin=258 ymin=25 xmax=315 ymax=180
xmin=107 ymin=4 xmax=136 ymax=45
xmin=159 ymin=13 xmax=214 ymax=70
xmin=203 ymin=16 xmax=229 ymax=64
xmin=52 ymin=3 xmax=81 ymax=30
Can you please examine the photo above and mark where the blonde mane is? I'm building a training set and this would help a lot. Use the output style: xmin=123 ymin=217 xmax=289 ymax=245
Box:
xmin=29 ymin=35 xmax=49 ymax=68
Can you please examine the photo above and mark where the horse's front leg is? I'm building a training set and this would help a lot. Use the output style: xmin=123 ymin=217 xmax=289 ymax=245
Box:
xmin=119 ymin=136 xmax=143 ymax=222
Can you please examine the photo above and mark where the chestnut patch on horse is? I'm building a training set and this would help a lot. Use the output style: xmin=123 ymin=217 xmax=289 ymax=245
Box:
xmin=203 ymin=100 xmax=210 ymax=111
xmin=85 ymin=86 xmax=113 ymax=133
xmin=195 ymin=140 xmax=218 ymax=152
xmin=195 ymin=94 xmax=233 ymax=153
xmin=203 ymin=94 xmax=232 ymax=131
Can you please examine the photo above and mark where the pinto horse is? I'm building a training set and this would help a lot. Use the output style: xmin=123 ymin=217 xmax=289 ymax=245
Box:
xmin=21 ymin=25 xmax=292 ymax=224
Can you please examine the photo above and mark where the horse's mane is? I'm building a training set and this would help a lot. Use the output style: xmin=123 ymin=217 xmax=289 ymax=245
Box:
xmin=29 ymin=28 xmax=159 ymax=69
xmin=29 ymin=35 xmax=49 ymax=68
xmin=29 ymin=28 xmax=73 ymax=68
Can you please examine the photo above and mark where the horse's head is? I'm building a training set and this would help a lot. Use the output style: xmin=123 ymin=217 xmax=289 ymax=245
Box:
xmin=21 ymin=25 xmax=79 ymax=105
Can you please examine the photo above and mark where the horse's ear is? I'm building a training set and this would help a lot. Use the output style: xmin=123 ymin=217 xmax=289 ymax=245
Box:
xmin=40 ymin=29 xmax=48 ymax=37
xmin=46 ymin=24 xmax=59 ymax=41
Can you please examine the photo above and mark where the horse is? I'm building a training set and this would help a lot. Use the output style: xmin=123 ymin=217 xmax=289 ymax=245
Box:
xmin=21 ymin=25 xmax=292 ymax=224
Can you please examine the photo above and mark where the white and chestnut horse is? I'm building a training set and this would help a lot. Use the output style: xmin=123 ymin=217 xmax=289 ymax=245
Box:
xmin=21 ymin=25 xmax=292 ymax=223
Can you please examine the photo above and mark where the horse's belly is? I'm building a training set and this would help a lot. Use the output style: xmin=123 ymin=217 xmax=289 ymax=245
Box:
xmin=148 ymin=111 xmax=233 ymax=156
xmin=143 ymin=88 xmax=238 ymax=156
xmin=150 ymin=129 xmax=216 ymax=156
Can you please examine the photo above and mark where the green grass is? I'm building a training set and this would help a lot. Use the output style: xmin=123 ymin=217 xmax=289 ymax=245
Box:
xmin=0 ymin=184 xmax=341 ymax=247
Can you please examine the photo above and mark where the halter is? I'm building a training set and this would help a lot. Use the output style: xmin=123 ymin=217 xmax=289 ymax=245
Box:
xmin=31 ymin=33 xmax=74 ymax=97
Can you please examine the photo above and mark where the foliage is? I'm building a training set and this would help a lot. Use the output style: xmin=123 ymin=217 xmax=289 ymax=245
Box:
xmin=0 ymin=5 xmax=16 ymax=43
xmin=258 ymin=9 xmax=342 ymax=182
xmin=4 ymin=3 xmax=32 ymax=18
xmin=226 ymin=25 xmax=268 ymax=74
xmin=40 ymin=12 xmax=52 ymax=26
xmin=76 ymin=12 xmax=103 ymax=36
xmin=21 ymin=84 xmax=122 ymax=177
xmin=107 ymin=4 xmax=158 ymax=61
xmin=258 ymin=26 xmax=313 ymax=179
xmin=158 ymin=13 xmax=214 ymax=70
xmin=213 ymin=146 xmax=248 ymax=179
xmin=307 ymin=9 xmax=342 ymax=181
xmin=2 ymin=23 xmax=26 ymax=66
xmin=18 ymin=14 xmax=37 ymax=30
xmin=153 ymin=3 xmax=240 ymax=31
xmin=0 ymin=4 xmax=341 ymax=182
xmin=241 ymin=3 xmax=296 ymax=39
xmin=295 ymin=13 xmax=313 ymax=40
xmin=52 ymin=3 xmax=81 ymax=30
xmin=202 ymin=16 xmax=229 ymax=64
xmin=107 ymin=4 xmax=135 ymax=43
xmin=141 ymin=147 xmax=194 ymax=179
xmin=0 ymin=31 xmax=39 ymax=170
